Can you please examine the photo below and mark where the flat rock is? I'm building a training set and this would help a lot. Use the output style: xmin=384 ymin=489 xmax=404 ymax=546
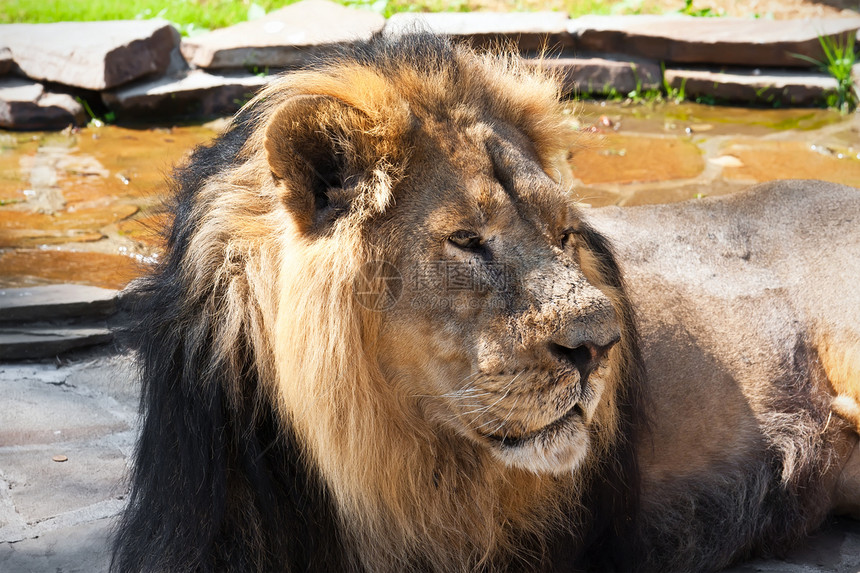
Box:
xmin=569 ymin=15 xmax=860 ymax=68
xmin=181 ymin=0 xmax=384 ymax=69
xmin=0 ymin=78 xmax=86 ymax=131
xmin=533 ymin=54 xmax=661 ymax=96
xmin=665 ymin=67 xmax=838 ymax=107
xmin=0 ymin=518 xmax=114 ymax=573
xmin=386 ymin=11 xmax=571 ymax=51
xmin=104 ymin=69 xmax=271 ymax=118
xmin=0 ymin=326 xmax=113 ymax=360
xmin=0 ymin=19 xmax=179 ymax=90
xmin=0 ymin=370 xmax=129 ymax=447
xmin=0 ymin=285 xmax=118 ymax=322
xmin=0 ymin=442 xmax=126 ymax=525
xmin=0 ymin=48 xmax=12 ymax=76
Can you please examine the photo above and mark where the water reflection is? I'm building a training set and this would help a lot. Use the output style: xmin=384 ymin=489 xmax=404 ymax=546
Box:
xmin=1 ymin=104 xmax=858 ymax=289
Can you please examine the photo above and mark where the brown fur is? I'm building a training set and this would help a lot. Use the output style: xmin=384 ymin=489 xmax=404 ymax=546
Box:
xmin=114 ymin=33 xmax=859 ymax=573
xmin=122 ymin=35 xmax=643 ymax=572
xmin=586 ymin=181 xmax=860 ymax=570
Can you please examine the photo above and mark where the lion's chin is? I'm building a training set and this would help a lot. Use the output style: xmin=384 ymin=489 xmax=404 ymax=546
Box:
xmin=484 ymin=408 xmax=591 ymax=475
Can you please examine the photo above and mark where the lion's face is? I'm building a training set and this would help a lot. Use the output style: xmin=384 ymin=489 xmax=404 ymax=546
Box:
xmin=374 ymin=120 xmax=622 ymax=475
xmin=262 ymin=62 xmax=622 ymax=477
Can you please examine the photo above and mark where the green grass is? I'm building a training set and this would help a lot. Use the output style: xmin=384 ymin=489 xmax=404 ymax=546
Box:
xmin=0 ymin=0 xmax=692 ymax=32
xmin=0 ymin=0 xmax=297 ymax=34
xmin=793 ymin=33 xmax=858 ymax=113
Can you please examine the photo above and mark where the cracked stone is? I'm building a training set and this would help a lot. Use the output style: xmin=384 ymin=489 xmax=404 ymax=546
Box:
xmin=0 ymin=78 xmax=86 ymax=131
xmin=103 ymin=69 xmax=271 ymax=119
xmin=0 ymin=285 xmax=118 ymax=322
xmin=569 ymin=15 xmax=860 ymax=68
xmin=0 ymin=326 xmax=113 ymax=360
xmin=533 ymin=54 xmax=661 ymax=96
xmin=664 ymin=67 xmax=838 ymax=107
xmin=0 ymin=19 xmax=180 ymax=90
xmin=386 ymin=11 xmax=571 ymax=51
xmin=181 ymin=0 xmax=384 ymax=69
xmin=0 ymin=372 xmax=127 ymax=447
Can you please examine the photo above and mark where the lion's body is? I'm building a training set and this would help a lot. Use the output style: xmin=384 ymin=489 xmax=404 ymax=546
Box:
xmin=112 ymin=33 xmax=860 ymax=573
xmin=587 ymin=181 xmax=860 ymax=569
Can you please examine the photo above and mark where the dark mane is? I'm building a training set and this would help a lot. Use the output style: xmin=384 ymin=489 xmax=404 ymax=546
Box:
xmin=111 ymin=32 xmax=647 ymax=572
xmin=111 ymin=109 xmax=351 ymax=573
xmin=575 ymin=221 xmax=649 ymax=571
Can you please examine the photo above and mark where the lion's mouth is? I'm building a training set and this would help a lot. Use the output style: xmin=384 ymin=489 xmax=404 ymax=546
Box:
xmin=482 ymin=402 xmax=585 ymax=448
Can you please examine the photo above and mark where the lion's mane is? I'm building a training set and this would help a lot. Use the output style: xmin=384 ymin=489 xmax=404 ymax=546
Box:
xmin=111 ymin=34 xmax=647 ymax=572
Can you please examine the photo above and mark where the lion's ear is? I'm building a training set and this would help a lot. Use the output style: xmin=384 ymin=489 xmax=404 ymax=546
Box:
xmin=264 ymin=95 xmax=365 ymax=233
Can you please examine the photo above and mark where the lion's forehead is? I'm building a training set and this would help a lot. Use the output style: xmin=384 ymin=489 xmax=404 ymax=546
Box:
xmin=399 ymin=124 xmax=573 ymax=239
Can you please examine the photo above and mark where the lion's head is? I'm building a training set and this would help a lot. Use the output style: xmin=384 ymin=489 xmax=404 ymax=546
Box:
xmin=117 ymin=33 xmax=644 ymax=573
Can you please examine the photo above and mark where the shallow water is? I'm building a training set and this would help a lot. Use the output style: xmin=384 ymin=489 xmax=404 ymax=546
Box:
xmin=0 ymin=104 xmax=858 ymax=289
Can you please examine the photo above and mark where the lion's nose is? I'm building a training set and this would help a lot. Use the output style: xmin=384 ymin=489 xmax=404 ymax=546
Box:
xmin=548 ymin=336 xmax=619 ymax=380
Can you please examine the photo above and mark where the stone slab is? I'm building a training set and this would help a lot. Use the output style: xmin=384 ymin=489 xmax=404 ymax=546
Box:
xmin=0 ymin=442 xmax=126 ymax=525
xmin=0 ymin=368 xmax=129 ymax=447
xmin=665 ymin=67 xmax=838 ymax=107
xmin=0 ymin=326 xmax=113 ymax=360
xmin=533 ymin=54 xmax=661 ymax=96
xmin=0 ymin=285 xmax=118 ymax=322
xmin=181 ymin=0 xmax=384 ymax=69
xmin=722 ymin=517 xmax=860 ymax=573
xmin=569 ymin=15 xmax=860 ymax=68
xmin=103 ymin=69 xmax=271 ymax=118
xmin=0 ymin=19 xmax=179 ymax=90
xmin=0 ymin=48 xmax=12 ymax=77
xmin=0 ymin=517 xmax=113 ymax=572
xmin=0 ymin=78 xmax=86 ymax=131
xmin=386 ymin=11 xmax=570 ymax=51
xmin=63 ymin=352 xmax=140 ymax=412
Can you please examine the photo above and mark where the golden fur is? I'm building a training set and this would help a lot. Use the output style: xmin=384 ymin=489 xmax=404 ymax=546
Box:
xmin=113 ymin=33 xmax=859 ymax=573
xmin=174 ymin=39 xmax=642 ymax=571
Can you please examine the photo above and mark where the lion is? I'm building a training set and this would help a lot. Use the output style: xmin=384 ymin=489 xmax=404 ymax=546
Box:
xmin=111 ymin=33 xmax=860 ymax=572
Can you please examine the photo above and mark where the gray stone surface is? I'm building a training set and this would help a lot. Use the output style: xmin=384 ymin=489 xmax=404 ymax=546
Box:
xmin=386 ymin=11 xmax=571 ymax=51
xmin=0 ymin=326 xmax=113 ymax=360
xmin=0 ymin=517 xmax=113 ymax=573
xmin=0 ymin=344 xmax=858 ymax=570
xmin=0 ymin=77 xmax=86 ymax=131
xmin=569 ymin=15 xmax=860 ymax=68
xmin=181 ymin=0 xmax=385 ymax=69
xmin=103 ymin=69 xmax=271 ymax=118
xmin=0 ymin=355 xmax=136 ymax=551
xmin=722 ymin=518 xmax=860 ymax=573
xmin=534 ymin=54 xmax=661 ymax=96
xmin=2 ymin=443 xmax=127 ymax=525
xmin=0 ymin=19 xmax=179 ymax=90
xmin=0 ymin=285 xmax=118 ymax=322
xmin=0 ymin=48 xmax=12 ymax=77
xmin=665 ymin=67 xmax=838 ymax=106
xmin=0 ymin=367 xmax=129 ymax=447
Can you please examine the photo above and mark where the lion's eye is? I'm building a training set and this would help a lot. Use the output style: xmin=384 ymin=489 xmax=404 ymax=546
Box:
xmin=448 ymin=230 xmax=482 ymax=251
xmin=560 ymin=229 xmax=576 ymax=249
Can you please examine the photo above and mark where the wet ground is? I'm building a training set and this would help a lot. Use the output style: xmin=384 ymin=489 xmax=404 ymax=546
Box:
xmin=1 ymin=103 xmax=859 ymax=290
xmin=1 ymin=105 xmax=860 ymax=571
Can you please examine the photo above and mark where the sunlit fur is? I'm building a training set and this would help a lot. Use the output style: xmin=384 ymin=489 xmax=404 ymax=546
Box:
xmin=111 ymin=34 xmax=646 ymax=572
